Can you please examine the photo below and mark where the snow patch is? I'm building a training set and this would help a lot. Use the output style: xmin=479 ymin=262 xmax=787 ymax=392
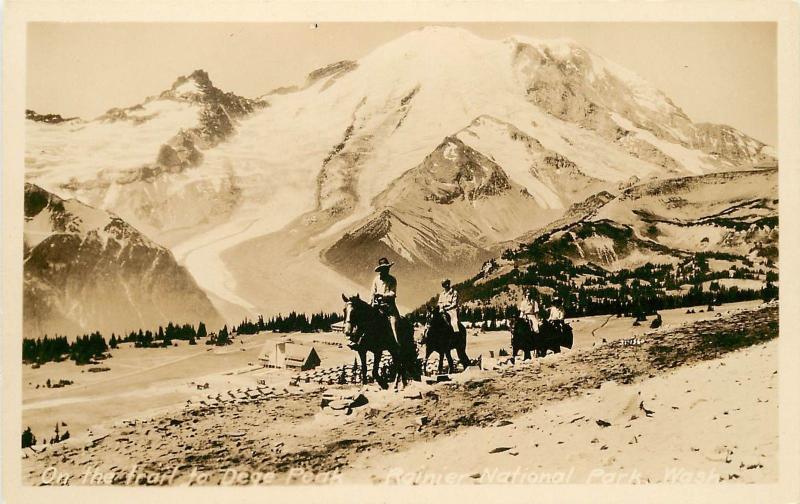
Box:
xmin=173 ymin=79 xmax=203 ymax=96
xmin=379 ymin=235 xmax=415 ymax=262
xmin=443 ymin=142 xmax=459 ymax=161
xmin=610 ymin=113 xmax=708 ymax=175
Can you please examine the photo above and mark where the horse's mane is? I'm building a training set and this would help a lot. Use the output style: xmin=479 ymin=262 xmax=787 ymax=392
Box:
xmin=347 ymin=296 xmax=382 ymax=324
xmin=427 ymin=307 xmax=448 ymax=328
xmin=349 ymin=295 xmax=373 ymax=312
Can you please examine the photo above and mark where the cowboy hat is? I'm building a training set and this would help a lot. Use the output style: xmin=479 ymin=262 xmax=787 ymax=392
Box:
xmin=441 ymin=279 xmax=451 ymax=287
xmin=374 ymin=257 xmax=394 ymax=272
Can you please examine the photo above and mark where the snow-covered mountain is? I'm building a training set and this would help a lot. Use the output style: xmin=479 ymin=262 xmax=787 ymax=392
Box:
xmin=23 ymin=184 xmax=223 ymax=338
xmin=25 ymin=27 xmax=777 ymax=318
xmin=323 ymin=122 xmax=609 ymax=298
xmin=26 ymin=69 xmax=266 ymax=239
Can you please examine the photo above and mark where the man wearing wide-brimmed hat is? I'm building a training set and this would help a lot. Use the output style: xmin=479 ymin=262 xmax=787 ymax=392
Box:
xmin=371 ymin=257 xmax=400 ymax=343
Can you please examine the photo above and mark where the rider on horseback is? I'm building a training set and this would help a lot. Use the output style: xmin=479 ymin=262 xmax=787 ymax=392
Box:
xmin=548 ymin=296 xmax=565 ymax=322
xmin=437 ymin=279 xmax=460 ymax=335
xmin=518 ymin=289 xmax=541 ymax=332
xmin=371 ymin=257 xmax=400 ymax=345
xmin=547 ymin=296 xmax=567 ymax=333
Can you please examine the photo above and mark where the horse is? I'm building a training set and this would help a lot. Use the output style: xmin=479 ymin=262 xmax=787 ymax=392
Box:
xmin=421 ymin=306 xmax=471 ymax=375
xmin=341 ymin=294 xmax=416 ymax=389
xmin=511 ymin=317 xmax=574 ymax=360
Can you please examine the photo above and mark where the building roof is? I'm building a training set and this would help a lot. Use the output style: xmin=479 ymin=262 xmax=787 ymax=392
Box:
xmin=258 ymin=341 xmax=319 ymax=366
xmin=283 ymin=343 xmax=317 ymax=362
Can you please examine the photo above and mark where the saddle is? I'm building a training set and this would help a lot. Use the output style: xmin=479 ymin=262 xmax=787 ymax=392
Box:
xmin=373 ymin=302 xmax=391 ymax=317
xmin=518 ymin=316 xmax=538 ymax=333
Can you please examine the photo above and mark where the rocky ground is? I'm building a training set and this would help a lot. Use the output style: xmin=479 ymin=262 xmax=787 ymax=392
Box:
xmin=22 ymin=303 xmax=778 ymax=486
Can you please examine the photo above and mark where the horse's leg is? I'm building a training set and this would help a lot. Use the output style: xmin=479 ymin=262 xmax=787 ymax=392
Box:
xmin=386 ymin=342 xmax=402 ymax=390
xmin=396 ymin=343 xmax=404 ymax=386
xmin=373 ymin=350 xmax=387 ymax=389
xmin=455 ymin=328 xmax=470 ymax=369
xmin=455 ymin=345 xmax=470 ymax=370
xmin=424 ymin=347 xmax=433 ymax=376
xmin=358 ymin=349 xmax=368 ymax=384
xmin=445 ymin=351 xmax=455 ymax=374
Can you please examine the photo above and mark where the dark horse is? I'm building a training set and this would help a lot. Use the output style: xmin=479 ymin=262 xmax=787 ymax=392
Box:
xmin=341 ymin=294 xmax=416 ymax=389
xmin=511 ymin=317 xmax=574 ymax=360
xmin=421 ymin=306 xmax=471 ymax=374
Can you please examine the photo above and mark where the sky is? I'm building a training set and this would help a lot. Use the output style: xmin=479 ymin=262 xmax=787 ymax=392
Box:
xmin=27 ymin=22 xmax=777 ymax=145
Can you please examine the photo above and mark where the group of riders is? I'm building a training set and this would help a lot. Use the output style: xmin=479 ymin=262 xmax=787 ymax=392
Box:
xmin=364 ymin=256 xmax=567 ymax=346
xmin=343 ymin=257 xmax=570 ymax=385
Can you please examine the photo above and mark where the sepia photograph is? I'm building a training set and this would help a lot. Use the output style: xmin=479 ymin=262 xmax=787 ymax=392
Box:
xmin=3 ymin=2 xmax=800 ymax=502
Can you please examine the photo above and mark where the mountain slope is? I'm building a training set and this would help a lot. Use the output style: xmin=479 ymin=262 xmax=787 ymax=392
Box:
xmin=451 ymin=168 xmax=778 ymax=310
xmin=26 ymin=70 xmax=266 ymax=238
xmin=512 ymin=37 xmax=776 ymax=171
xmin=25 ymin=27 xmax=777 ymax=319
xmin=324 ymin=133 xmax=587 ymax=305
xmin=23 ymin=184 xmax=223 ymax=338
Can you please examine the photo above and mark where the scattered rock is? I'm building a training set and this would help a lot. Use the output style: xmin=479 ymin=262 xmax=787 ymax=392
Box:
xmin=329 ymin=399 xmax=351 ymax=411
xmin=350 ymin=393 xmax=369 ymax=408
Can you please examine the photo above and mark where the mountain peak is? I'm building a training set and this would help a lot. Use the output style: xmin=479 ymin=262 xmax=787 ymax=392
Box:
xmin=403 ymin=136 xmax=514 ymax=204
xmin=188 ymin=68 xmax=212 ymax=83
xmin=26 ymin=109 xmax=79 ymax=124
xmin=406 ymin=25 xmax=482 ymax=41
xmin=364 ymin=25 xmax=494 ymax=62
xmin=505 ymin=34 xmax=582 ymax=54
xmin=166 ymin=69 xmax=213 ymax=98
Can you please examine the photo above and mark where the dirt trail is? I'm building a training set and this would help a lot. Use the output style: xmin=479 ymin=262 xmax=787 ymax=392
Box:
xmin=591 ymin=314 xmax=614 ymax=338
xmin=22 ymin=303 xmax=778 ymax=485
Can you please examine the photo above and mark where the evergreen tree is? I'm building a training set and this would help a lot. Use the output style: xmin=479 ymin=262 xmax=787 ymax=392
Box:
xmin=216 ymin=325 xmax=231 ymax=346
xmin=762 ymin=281 xmax=778 ymax=302
xmin=21 ymin=427 xmax=36 ymax=448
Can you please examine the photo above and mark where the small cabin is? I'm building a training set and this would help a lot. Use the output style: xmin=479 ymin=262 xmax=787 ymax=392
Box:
xmin=259 ymin=342 xmax=321 ymax=371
